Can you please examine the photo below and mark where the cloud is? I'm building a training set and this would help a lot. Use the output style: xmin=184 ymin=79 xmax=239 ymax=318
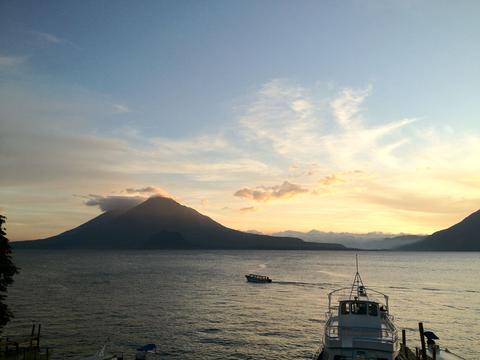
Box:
xmin=32 ymin=31 xmax=64 ymax=44
xmin=125 ymin=186 xmax=171 ymax=197
xmin=3 ymin=75 xmax=480 ymax=238
xmin=238 ymin=79 xmax=418 ymax=172
xmin=240 ymin=79 xmax=317 ymax=157
xmin=112 ymin=104 xmax=130 ymax=114
xmin=319 ymin=174 xmax=342 ymax=186
xmin=330 ymin=86 xmax=370 ymax=130
xmin=84 ymin=195 xmax=144 ymax=212
xmin=84 ymin=186 xmax=173 ymax=212
xmin=29 ymin=30 xmax=78 ymax=48
xmin=234 ymin=181 xmax=308 ymax=202
xmin=0 ymin=55 xmax=27 ymax=67
xmin=353 ymin=181 xmax=480 ymax=215
xmin=125 ymin=186 xmax=158 ymax=194
xmin=239 ymin=206 xmax=256 ymax=212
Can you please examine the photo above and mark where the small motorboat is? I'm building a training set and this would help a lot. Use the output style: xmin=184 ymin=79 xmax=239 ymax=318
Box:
xmin=245 ymin=274 xmax=272 ymax=283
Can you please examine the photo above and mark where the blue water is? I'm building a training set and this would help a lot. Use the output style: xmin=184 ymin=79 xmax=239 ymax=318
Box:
xmin=5 ymin=250 xmax=480 ymax=359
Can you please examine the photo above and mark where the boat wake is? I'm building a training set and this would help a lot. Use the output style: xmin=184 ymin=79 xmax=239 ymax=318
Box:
xmin=273 ymin=280 xmax=330 ymax=288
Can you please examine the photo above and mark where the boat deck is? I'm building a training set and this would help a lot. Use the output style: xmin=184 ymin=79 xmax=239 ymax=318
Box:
xmin=324 ymin=315 xmax=399 ymax=354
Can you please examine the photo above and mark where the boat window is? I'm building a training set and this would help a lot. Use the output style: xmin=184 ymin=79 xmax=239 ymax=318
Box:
xmin=351 ymin=301 xmax=367 ymax=315
xmin=368 ymin=303 xmax=378 ymax=316
xmin=340 ymin=302 xmax=350 ymax=315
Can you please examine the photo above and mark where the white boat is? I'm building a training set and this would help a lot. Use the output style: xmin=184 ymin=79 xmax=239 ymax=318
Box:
xmin=313 ymin=257 xmax=400 ymax=360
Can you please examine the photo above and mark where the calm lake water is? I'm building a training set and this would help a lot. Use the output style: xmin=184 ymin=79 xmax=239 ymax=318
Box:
xmin=5 ymin=250 xmax=480 ymax=359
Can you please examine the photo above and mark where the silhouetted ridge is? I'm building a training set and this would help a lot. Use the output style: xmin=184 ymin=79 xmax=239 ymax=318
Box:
xmin=13 ymin=196 xmax=347 ymax=250
xmin=399 ymin=209 xmax=480 ymax=251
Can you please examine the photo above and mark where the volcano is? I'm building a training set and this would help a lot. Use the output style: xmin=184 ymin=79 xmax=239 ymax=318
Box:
xmin=14 ymin=196 xmax=346 ymax=250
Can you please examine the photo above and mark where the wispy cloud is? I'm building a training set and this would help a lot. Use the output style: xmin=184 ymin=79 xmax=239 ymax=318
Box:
xmin=238 ymin=79 xmax=417 ymax=172
xmin=240 ymin=79 xmax=317 ymax=157
xmin=32 ymin=31 xmax=64 ymax=44
xmin=112 ymin=104 xmax=130 ymax=114
xmin=331 ymin=86 xmax=370 ymax=130
xmin=0 ymin=55 xmax=27 ymax=67
xmin=29 ymin=30 xmax=78 ymax=48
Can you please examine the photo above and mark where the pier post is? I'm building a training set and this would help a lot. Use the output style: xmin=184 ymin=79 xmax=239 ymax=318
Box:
xmin=37 ymin=324 xmax=41 ymax=349
xmin=418 ymin=322 xmax=427 ymax=360
xmin=30 ymin=324 xmax=35 ymax=348
xmin=402 ymin=329 xmax=407 ymax=356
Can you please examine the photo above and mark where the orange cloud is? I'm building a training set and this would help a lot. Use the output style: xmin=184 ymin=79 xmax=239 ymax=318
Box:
xmin=319 ymin=174 xmax=343 ymax=186
xmin=234 ymin=181 xmax=308 ymax=202
xmin=125 ymin=186 xmax=171 ymax=198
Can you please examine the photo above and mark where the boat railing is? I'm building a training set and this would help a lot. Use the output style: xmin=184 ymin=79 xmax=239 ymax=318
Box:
xmin=382 ymin=313 xmax=396 ymax=328
xmin=328 ymin=286 xmax=390 ymax=312
xmin=325 ymin=323 xmax=398 ymax=343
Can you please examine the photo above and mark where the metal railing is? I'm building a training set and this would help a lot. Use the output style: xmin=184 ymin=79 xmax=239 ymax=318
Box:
xmin=325 ymin=324 xmax=398 ymax=343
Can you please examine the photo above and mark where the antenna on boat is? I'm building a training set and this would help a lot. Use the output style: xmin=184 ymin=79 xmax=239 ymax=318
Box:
xmin=350 ymin=254 xmax=367 ymax=299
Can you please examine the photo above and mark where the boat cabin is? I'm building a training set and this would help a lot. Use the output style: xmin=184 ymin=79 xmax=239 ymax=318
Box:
xmin=338 ymin=300 xmax=385 ymax=327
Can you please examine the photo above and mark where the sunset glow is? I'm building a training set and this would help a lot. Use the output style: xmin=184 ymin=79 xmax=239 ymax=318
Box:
xmin=1 ymin=2 xmax=479 ymax=240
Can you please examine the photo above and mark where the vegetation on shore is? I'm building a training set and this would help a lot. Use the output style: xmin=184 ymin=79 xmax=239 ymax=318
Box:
xmin=0 ymin=215 xmax=19 ymax=334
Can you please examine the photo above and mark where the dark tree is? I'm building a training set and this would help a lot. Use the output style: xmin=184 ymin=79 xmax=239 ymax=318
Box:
xmin=0 ymin=215 xmax=19 ymax=333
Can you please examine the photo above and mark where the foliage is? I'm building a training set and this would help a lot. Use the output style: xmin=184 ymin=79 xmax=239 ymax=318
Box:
xmin=0 ymin=215 xmax=19 ymax=333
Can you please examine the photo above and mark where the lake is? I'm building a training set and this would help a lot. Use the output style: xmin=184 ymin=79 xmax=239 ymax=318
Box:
xmin=5 ymin=250 xmax=480 ymax=359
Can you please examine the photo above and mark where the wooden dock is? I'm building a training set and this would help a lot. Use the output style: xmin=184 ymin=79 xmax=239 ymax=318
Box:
xmin=398 ymin=344 xmax=432 ymax=360
xmin=0 ymin=324 xmax=50 ymax=360
xmin=397 ymin=323 xmax=443 ymax=360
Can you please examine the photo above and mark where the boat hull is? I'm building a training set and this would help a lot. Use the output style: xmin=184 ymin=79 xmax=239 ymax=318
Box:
xmin=245 ymin=274 xmax=272 ymax=283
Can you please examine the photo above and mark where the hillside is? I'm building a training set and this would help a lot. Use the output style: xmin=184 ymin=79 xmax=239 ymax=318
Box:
xmin=13 ymin=196 xmax=346 ymax=250
xmin=399 ymin=209 xmax=480 ymax=251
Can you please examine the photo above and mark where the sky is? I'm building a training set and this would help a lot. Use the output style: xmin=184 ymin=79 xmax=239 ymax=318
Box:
xmin=1 ymin=1 xmax=480 ymax=240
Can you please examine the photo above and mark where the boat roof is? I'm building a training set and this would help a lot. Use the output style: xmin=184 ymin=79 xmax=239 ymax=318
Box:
xmin=327 ymin=255 xmax=390 ymax=311
xmin=247 ymin=273 xmax=268 ymax=277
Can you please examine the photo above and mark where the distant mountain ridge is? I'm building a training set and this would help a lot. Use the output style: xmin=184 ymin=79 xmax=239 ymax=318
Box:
xmin=13 ymin=196 xmax=346 ymax=250
xmin=399 ymin=209 xmax=480 ymax=251
xmin=269 ymin=230 xmax=424 ymax=249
